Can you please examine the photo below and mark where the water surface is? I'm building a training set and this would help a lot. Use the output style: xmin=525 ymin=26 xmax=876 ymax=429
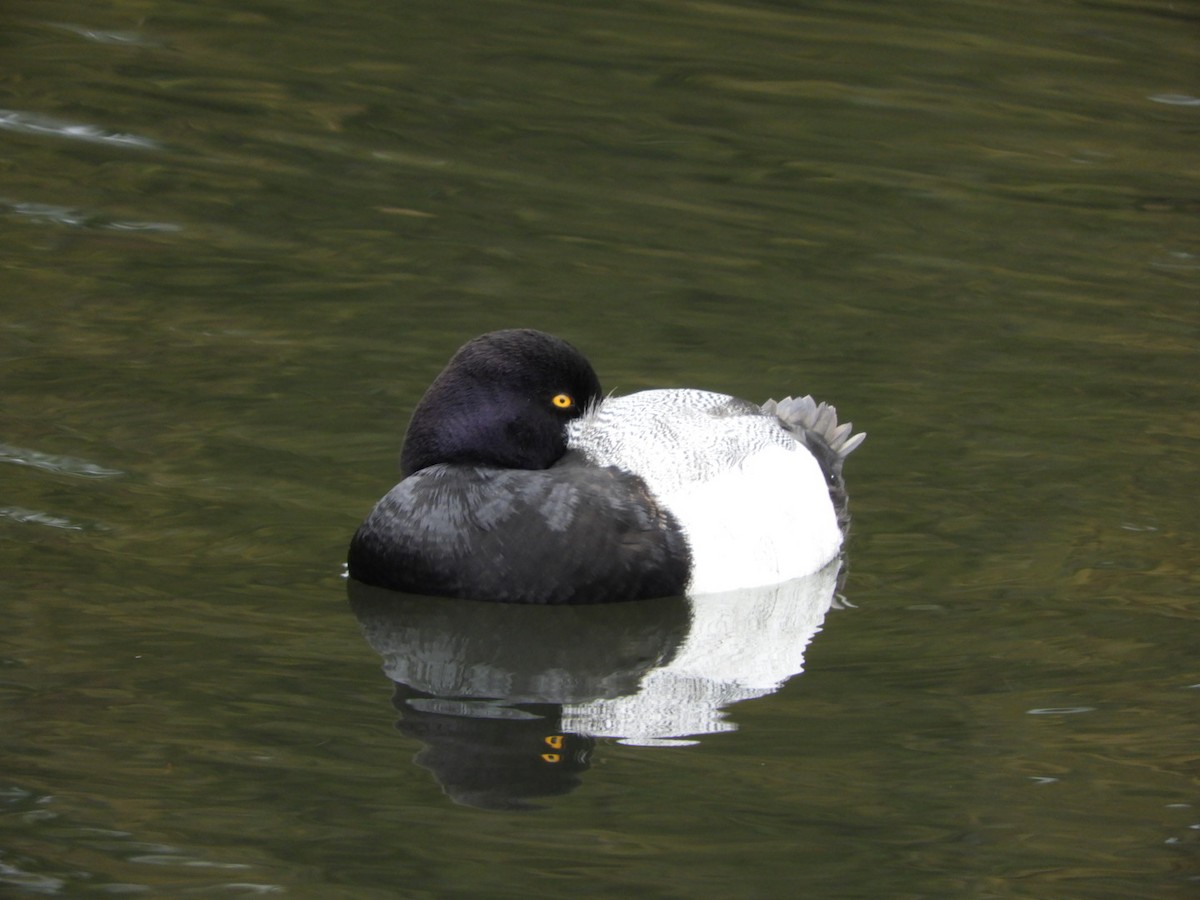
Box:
xmin=2 ymin=0 xmax=1197 ymax=896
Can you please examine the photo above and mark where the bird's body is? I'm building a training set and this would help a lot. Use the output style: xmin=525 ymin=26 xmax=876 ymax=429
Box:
xmin=348 ymin=330 xmax=863 ymax=603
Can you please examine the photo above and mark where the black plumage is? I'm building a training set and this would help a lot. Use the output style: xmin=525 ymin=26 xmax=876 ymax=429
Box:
xmin=348 ymin=461 xmax=691 ymax=603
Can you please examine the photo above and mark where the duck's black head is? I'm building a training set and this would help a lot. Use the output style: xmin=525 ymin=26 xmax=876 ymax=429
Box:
xmin=400 ymin=329 xmax=603 ymax=476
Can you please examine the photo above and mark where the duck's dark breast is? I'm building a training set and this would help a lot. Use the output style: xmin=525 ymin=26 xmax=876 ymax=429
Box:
xmin=347 ymin=463 xmax=692 ymax=604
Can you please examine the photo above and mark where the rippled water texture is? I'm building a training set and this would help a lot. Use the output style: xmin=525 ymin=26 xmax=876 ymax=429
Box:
xmin=2 ymin=0 xmax=1197 ymax=896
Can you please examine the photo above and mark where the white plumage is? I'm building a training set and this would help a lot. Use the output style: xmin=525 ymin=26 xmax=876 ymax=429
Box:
xmin=567 ymin=389 xmax=843 ymax=594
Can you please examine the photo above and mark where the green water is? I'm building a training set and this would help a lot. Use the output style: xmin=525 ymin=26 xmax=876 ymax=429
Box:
xmin=2 ymin=0 xmax=1197 ymax=896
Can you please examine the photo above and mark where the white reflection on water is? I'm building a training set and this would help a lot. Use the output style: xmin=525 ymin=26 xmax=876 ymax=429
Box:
xmin=1148 ymin=93 xmax=1200 ymax=106
xmin=0 ymin=443 xmax=125 ymax=478
xmin=51 ymin=23 xmax=159 ymax=47
xmin=563 ymin=563 xmax=840 ymax=746
xmin=0 ymin=109 xmax=158 ymax=149
xmin=3 ymin=199 xmax=181 ymax=233
xmin=0 ymin=507 xmax=86 ymax=531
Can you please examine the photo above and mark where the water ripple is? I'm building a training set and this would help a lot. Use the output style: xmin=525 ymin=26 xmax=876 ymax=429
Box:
xmin=2 ymin=198 xmax=181 ymax=233
xmin=0 ymin=859 xmax=65 ymax=895
xmin=52 ymin=23 xmax=159 ymax=47
xmin=128 ymin=854 xmax=252 ymax=870
xmin=1148 ymin=93 xmax=1200 ymax=107
xmin=0 ymin=507 xmax=86 ymax=531
xmin=1149 ymin=250 xmax=1200 ymax=271
xmin=0 ymin=442 xmax=124 ymax=478
xmin=0 ymin=109 xmax=158 ymax=149
xmin=2 ymin=198 xmax=178 ymax=232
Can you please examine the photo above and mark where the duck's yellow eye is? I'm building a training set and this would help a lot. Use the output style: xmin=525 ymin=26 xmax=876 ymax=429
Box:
xmin=552 ymin=393 xmax=574 ymax=409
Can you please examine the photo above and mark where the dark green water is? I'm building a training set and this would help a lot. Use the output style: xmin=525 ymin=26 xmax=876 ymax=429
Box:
xmin=2 ymin=0 xmax=1197 ymax=896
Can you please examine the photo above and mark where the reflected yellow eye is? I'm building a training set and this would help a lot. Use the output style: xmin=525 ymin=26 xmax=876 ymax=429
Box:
xmin=551 ymin=393 xmax=574 ymax=409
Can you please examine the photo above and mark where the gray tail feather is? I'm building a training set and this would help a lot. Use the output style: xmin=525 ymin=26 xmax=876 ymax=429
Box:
xmin=762 ymin=395 xmax=866 ymax=460
xmin=762 ymin=395 xmax=865 ymax=529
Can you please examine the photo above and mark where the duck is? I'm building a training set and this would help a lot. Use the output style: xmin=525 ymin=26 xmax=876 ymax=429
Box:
xmin=347 ymin=329 xmax=864 ymax=604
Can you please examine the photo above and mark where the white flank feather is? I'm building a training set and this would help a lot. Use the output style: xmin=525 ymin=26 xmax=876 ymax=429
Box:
xmin=567 ymin=389 xmax=843 ymax=594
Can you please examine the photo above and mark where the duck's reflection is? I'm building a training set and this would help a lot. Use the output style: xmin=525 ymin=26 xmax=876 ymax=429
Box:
xmin=348 ymin=561 xmax=843 ymax=809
